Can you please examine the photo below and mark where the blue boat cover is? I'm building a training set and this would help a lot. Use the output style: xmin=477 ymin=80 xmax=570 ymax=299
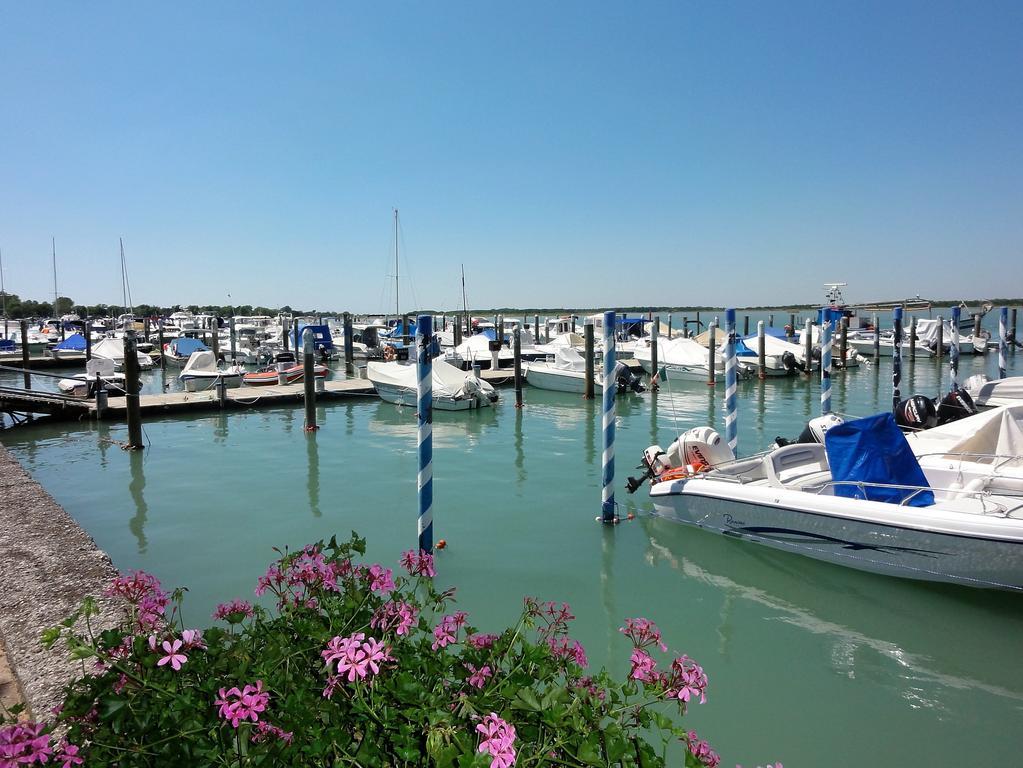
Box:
xmin=171 ymin=337 xmax=209 ymax=356
xmin=294 ymin=324 xmax=334 ymax=351
xmin=824 ymin=413 xmax=934 ymax=507
xmin=0 ymin=339 xmax=15 ymax=351
xmin=54 ymin=333 xmax=87 ymax=351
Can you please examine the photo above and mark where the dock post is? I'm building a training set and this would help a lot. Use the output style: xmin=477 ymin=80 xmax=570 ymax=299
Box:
xmin=838 ymin=317 xmax=848 ymax=369
xmin=769 ymin=313 xmax=775 ymax=328
xmin=143 ymin=318 xmax=150 ymax=345
xmin=19 ymin=320 xmax=30 ymax=389
xmin=216 ymin=376 xmax=227 ymax=408
xmin=804 ymin=318 xmax=813 ymax=377
xmin=498 ymin=315 xmax=505 ymax=346
xmin=571 ymin=315 xmax=576 ymax=334
xmin=513 ymin=328 xmax=523 ymax=408
xmin=649 ymin=315 xmax=659 ymax=390
xmin=973 ymin=313 xmax=982 ymax=341
xmin=583 ymin=321 xmax=595 ymax=400
xmin=696 ymin=311 xmax=701 ymax=332
xmin=282 ymin=317 xmax=289 ymax=352
xmin=743 ymin=315 xmax=750 ymax=336
xmin=303 ymin=328 xmax=318 ymax=431
xmin=999 ymin=307 xmax=1008 ymax=379
xmin=1011 ymin=308 xmax=1017 ymax=350
xmin=211 ymin=323 xmax=221 ymax=360
xmin=724 ymin=309 xmax=738 ymax=454
xmin=158 ymin=322 xmax=166 ymax=373
xmin=94 ymin=374 xmax=107 ymax=419
xmin=909 ymin=317 xmax=917 ymax=362
xmin=820 ymin=319 xmax=833 ymax=415
xmin=123 ymin=333 xmax=144 ymax=450
xmin=872 ymin=313 xmax=880 ymax=361
xmin=343 ymin=312 xmax=354 ymax=365
xmin=84 ymin=315 xmax=92 ymax=361
xmin=533 ymin=314 xmax=540 ymax=343
xmin=229 ymin=317 xmax=237 ymax=363
xmin=416 ymin=314 xmax=434 ymax=553
xmin=892 ymin=307 xmax=903 ymax=412
xmin=707 ymin=321 xmax=717 ymax=386
xmin=789 ymin=313 xmax=796 ymax=341
xmin=757 ymin=320 xmax=766 ymax=380
xmin=950 ymin=306 xmax=961 ymax=391
xmin=402 ymin=315 xmax=410 ymax=346
xmin=453 ymin=315 xmax=462 ymax=348
xmin=600 ymin=310 xmax=617 ymax=524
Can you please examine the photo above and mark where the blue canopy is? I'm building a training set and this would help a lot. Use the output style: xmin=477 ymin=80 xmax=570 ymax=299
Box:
xmin=383 ymin=321 xmax=415 ymax=338
xmin=824 ymin=413 xmax=933 ymax=507
xmin=170 ymin=337 xmax=209 ymax=356
xmin=54 ymin=333 xmax=87 ymax=351
xmin=294 ymin=324 xmax=334 ymax=351
xmin=0 ymin=339 xmax=15 ymax=352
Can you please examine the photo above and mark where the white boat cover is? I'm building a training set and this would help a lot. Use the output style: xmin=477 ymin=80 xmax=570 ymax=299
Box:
xmin=657 ymin=337 xmax=713 ymax=367
xmin=551 ymin=347 xmax=587 ymax=371
xmin=451 ymin=334 xmax=512 ymax=361
xmin=180 ymin=350 xmax=219 ymax=376
xmin=91 ymin=338 xmax=125 ymax=361
xmin=908 ymin=404 xmax=1023 ymax=459
xmin=85 ymin=357 xmax=117 ymax=377
xmin=968 ymin=376 xmax=1023 ymax=407
xmin=368 ymin=359 xmax=495 ymax=399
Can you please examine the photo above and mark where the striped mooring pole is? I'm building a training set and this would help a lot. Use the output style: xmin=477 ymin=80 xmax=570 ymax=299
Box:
xmin=950 ymin=305 xmax=961 ymax=391
xmin=601 ymin=310 xmax=617 ymax=524
xmin=820 ymin=319 xmax=833 ymax=415
xmin=999 ymin=307 xmax=1008 ymax=379
xmin=892 ymin=307 xmax=903 ymax=412
xmin=416 ymin=314 xmax=434 ymax=553
xmin=723 ymin=308 xmax=738 ymax=454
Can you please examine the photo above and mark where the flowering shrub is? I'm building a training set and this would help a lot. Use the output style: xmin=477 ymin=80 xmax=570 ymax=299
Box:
xmin=0 ymin=533 xmax=768 ymax=767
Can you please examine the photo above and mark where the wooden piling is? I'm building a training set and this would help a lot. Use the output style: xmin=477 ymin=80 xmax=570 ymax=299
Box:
xmin=229 ymin=317 xmax=237 ymax=363
xmin=403 ymin=315 xmax=411 ymax=345
xmin=123 ymin=334 xmax=144 ymax=449
xmin=789 ymin=313 xmax=796 ymax=341
xmin=973 ymin=313 xmax=982 ymax=340
xmin=282 ymin=318 xmax=289 ymax=351
xmin=583 ymin=322 xmax=595 ymax=399
xmin=758 ymin=320 xmax=766 ymax=380
xmin=571 ymin=315 xmax=576 ymax=334
xmin=343 ymin=312 xmax=354 ymax=365
xmin=453 ymin=315 xmax=462 ymax=348
xmin=19 ymin=320 xmax=30 ymax=389
xmin=936 ymin=317 xmax=944 ymax=369
xmin=533 ymin=314 xmax=540 ymax=343
xmin=872 ymin=314 xmax=880 ymax=361
xmin=513 ymin=328 xmax=523 ymax=408
xmin=707 ymin=322 xmax=717 ymax=385
xmin=909 ymin=317 xmax=917 ymax=362
xmin=650 ymin=315 xmax=659 ymax=390
xmin=744 ymin=315 xmax=750 ymax=336
xmin=1011 ymin=308 xmax=1018 ymax=349
xmin=804 ymin=319 xmax=813 ymax=377
xmin=498 ymin=315 xmax=505 ymax=346
xmin=158 ymin=323 xmax=166 ymax=372
xmin=303 ymin=329 xmax=317 ymax=431
xmin=838 ymin=317 xmax=848 ymax=369
xmin=211 ymin=324 xmax=221 ymax=359
xmin=84 ymin=315 xmax=92 ymax=362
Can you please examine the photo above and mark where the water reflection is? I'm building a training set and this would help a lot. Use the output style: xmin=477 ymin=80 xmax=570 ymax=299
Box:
xmin=128 ymin=448 xmax=148 ymax=553
xmin=307 ymin=432 xmax=321 ymax=518
xmin=513 ymin=409 xmax=525 ymax=485
xmin=639 ymin=514 xmax=1023 ymax=706
xmin=367 ymin=401 xmax=498 ymax=449
xmin=213 ymin=412 xmax=228 ymax=443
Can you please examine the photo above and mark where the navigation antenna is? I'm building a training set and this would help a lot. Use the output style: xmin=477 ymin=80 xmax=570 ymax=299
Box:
xmin=824 ymin=282 xmax=847 ymax=306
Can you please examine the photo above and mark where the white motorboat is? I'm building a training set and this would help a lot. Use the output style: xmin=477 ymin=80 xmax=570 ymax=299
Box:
xmin=58 ymin=358 xmax=126 ymax=397
xmin=694 ymin=329 xmax=800 ymax=377
xmin=367 ymin=358 xmax=497 ymax=410
xmin=633 ymin=414 xmax=1023 ymax=590
xmin=906 ymin=403 xmax=1023 ymax=485
xmin=525 ymin=347 xmax=644 ymax=395
xmin=163 ymin=337 xmax=210 ymax=368
xmin=964 ymin=376 xmax=1023 ymax=409
xmin=634 ymin=336 xmax=755 ymax=382
xmin=91 ymin=337 xmax=155 ymax=371
xmin=443 ymin=333 xmax=515 ymax=370
xmin=178 ymin=350 xmax=244 ymax=393
xmin=48 ymin=333 xmax=88 ymax=360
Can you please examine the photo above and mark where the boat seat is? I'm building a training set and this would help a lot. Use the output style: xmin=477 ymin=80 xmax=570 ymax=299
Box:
xmin=764 ymin=443 xmax=831 ymax=488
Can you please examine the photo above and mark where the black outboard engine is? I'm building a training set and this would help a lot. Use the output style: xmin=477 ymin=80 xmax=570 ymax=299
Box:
xmin=936 ymin=389 xmax=978 ymax=426
xmin=613 ymin=362 xmax=645 ymax=394
xmin=894 ymin=395 xmax=938 ymax=431
xmin=781 ymin=351 xmax=797 ymax=373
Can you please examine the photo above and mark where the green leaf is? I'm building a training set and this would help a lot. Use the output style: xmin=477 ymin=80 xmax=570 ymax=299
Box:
xmin=513 ymin=688 xmax=543 ymax=712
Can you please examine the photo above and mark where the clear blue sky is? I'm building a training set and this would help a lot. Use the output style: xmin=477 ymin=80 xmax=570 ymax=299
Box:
xmin=1 ymin=1 xmax=1020 ymax=312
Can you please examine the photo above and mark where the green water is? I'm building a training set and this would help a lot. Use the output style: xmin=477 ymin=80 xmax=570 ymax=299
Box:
xmin=2 ymin=346 xmax=1022 ymax=767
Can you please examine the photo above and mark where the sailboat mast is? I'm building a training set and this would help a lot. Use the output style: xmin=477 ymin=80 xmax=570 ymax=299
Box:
xmin=461 ymin=263 xmax=468 ymax=322
xmin=394 ymin=208 xmax=399 ymax=323
xmin=121 ymin=238 xmax=127 ymax=314
xmin=51 ymin=237 xmax=58 ymax=314
xmin=1 ymin=247 xmax=7 ymax=335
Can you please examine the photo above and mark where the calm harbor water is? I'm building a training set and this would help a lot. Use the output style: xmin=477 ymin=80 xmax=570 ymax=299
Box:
xmin=2 ymin=316 xmax=1022 ymax=767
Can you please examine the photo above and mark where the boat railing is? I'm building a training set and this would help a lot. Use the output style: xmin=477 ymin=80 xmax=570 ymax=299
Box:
xmin=913 ymin=451 xmax=1023 ymax=473
xmin=813 ymin=480 xmax=1016 ymax=516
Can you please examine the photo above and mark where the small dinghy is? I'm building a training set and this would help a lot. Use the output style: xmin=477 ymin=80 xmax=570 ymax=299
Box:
xmin=58 ymin=357 xmax=127 ymax=397
xmin=242 ymin=353 xmax=329 ymax=387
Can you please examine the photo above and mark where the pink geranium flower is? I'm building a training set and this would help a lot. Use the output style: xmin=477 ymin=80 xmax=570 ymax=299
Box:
xmin=399 ymin=549 xmax=436 ymax=577
xmin=213 ymin=599 xmax=255 ymax=622
xmin=465 ymin=663 xmax=492 ymax=689
xmin=432 ymin=612 xmax=467 ymax=650
xmin=156 ymin=638 xmax=188 ymax=671
xmin=321 ymin=633 xmax=393 ymax=692
xmin=0 ymin=722 xmax=53 ymax=766
xmin=476 ymin=713 xmax=517 ymax=768
xmin=629 ymin=648 xmax=657 ymax=682
xmin=215 ymin=680 xmax=270 ymax=728
xmin=367 ymin=564 xmax=395 ymax=593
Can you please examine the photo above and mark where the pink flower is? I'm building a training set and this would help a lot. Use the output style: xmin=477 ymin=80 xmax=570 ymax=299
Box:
xmin=213 ymin=599 xmax=255 ymax=622
xmin=181 ymin=629 xmax=206 ymax=649
xmin=0 ymin=722 xmax=53 ymax=766
xmin=252 ymin=720 xmax=294 ymax=746
xmin=56 ymin=741 xmax=84 ymax=768
xmin=664 ymin=655 xmax=708 ymax=706
xmin=476 ymin=713 xmax=517 ymax=768
xmin=399 ymin=549 xmax=436 ymax=577
xmin=546 ymin=636 xmax=588 ymax=668
xmin=685 ymin=730 xmax=720 ymax=768
xmin=156 ymin=638 xmax=188 ymax=671
xmin=629 ymin=648 xmax=657 ymax=682
xmin=468 ymin=632 xmax=499 ymax=649
xmin=620 ymin=617 xmax=668 ymax=652
xmin=432 ymin=613 xmax=467 ymax=650
xmin=465 ymin=663 xmax=492 ymax=689
xmin=322 ymin=633 xmax=393 ymax=687
xmin=367 ymin=564 xmax=395 ymax=593
xmin=371 ymin=600 xmax=419 ymax=636
xmin=215 ymin=680 xmax=270 ymax=728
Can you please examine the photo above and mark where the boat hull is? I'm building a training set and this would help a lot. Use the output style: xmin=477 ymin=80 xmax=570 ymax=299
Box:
xmin=525 ymin=366 xmax=602 ymax=394
xmin=650 ymin=484 xmax=1023 ymax=590
xmin=181 ymin=373 xmax=244 ymax=393
xmin=374 ymin=382 xmax=493 ymax=410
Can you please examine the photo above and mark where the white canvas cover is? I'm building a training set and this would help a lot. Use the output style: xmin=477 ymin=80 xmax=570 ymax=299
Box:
xmin=91 ymin=338 xmax=125 ymax=362
xmin=368 ymin=359 xmax=495 ymax=399
xmin=85 ymin=357 xmax=117 ymax=377
xmin=659 ymin=337 xmax=713 ymax=367
xmin=907 ymin=404 xmax=1023 ymax=459
xmin=181 ymin=350 xmax=219 ymax=376
xmin=968 ymin=376 xmax=1023 ymax=407
xmin=552 ymin=347 xmax=586 ymax=371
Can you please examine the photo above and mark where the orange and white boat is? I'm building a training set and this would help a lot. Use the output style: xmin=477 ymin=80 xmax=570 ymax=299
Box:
xmin=242 ymin=363 xmax=329 ymax=386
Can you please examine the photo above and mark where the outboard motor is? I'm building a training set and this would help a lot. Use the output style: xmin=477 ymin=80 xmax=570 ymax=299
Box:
xmin=894 ymin=395 xmax=938 ymax=431
xmin=613 ymin=361 xmax=645 ymax=394
xmin=781 ymin=351 xmax=797 ymax=373
xmin=627 ymin=427 xmax=734 ymax=492
xmin=773 ymin=414 xmax=844 ymax=448
xmin=936 ymin=389 xmax=978 ymax=426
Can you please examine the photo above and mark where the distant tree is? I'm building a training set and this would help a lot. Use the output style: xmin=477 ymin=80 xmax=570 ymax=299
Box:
xmin=54 ymin=296 xmax=75 ymax=315
xmin=253 ymin=306 xmax=273 ymax=316
xmin=187 ymin=305 xmax=200 ymax=314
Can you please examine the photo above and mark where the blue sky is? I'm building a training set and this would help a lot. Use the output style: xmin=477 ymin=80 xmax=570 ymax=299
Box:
xmin=1 ymin=1 xmax=1020 ymax=312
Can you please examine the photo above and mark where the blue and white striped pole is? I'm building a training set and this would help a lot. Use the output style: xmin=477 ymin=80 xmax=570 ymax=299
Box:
xmin=601 ymin=310 xmax=617 ymax=524
xmin=999 ymin=306 xmax=1008 ymax=380
xmin=820 ymin=319 xmax=833 ymax=415
xmin=723 ymin=308 xmax=738 ymax=454
xmin=950 ymin=306 xmax=961 ymax=391
xmin=892 ymin=307 xmax=903 ymax=412
xmin=416 ymin=314 xmax=433 ymax=553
